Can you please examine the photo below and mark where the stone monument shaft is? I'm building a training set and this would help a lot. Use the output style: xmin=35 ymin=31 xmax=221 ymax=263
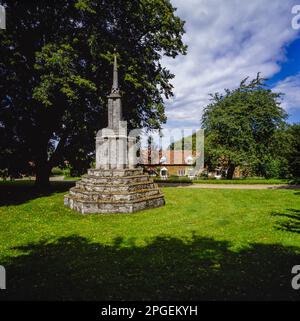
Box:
xmin=95 ymin=53 xmax=130 ymax=170
xmin=108 ymin=54 xmax=122 ymax=130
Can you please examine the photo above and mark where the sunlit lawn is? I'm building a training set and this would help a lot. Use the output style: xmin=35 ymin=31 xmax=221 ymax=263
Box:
xmin=0 ymin=181 xmax=299 ymax=300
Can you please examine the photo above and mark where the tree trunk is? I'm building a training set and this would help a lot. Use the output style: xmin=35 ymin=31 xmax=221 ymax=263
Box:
xmin=34 ymin=133 xmax=67 ymax=188
xmin=35 ymin=159 xmax=51 ymax=188
xmin=226 ymin=163 xmax=236 ymax=180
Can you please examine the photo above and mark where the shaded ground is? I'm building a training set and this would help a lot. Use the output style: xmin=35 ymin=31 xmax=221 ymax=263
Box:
xmin=0 ymin=181 xmax=75 ymax=206
xmin=0 ymin=234 xmax=299 ymax=301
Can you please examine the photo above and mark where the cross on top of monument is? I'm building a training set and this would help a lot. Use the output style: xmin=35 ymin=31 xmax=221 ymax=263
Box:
xmin=107 ymin=49 xmax=123 ymax=129
xmin=109 ymin=49 xmax=121 ymax=97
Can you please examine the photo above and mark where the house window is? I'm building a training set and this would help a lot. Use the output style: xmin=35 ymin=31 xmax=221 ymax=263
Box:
xmin=160 ymin=167 xmax=168 ymax=179
xmin=178 ymin=169 xmax=186 ymax=176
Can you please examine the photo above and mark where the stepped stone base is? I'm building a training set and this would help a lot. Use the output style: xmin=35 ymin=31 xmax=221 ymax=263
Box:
xmin=64 ymin=167 xmax=165 ymax=214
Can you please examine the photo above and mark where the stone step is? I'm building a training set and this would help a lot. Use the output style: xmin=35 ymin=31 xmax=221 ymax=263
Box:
xmin=87 ymin=168 xmax=144 ymax=177
xmin=64 ymin=193 xmax=165 ymax=214
xmin=81 ymin=174 xmax=152 ymax=185
xmin=75 ymin=181 xmax=158 ymax=193
xmin=69 ymin=187 xmax=162 ymax=202
xmin=64 ymin=167 xmax=165 ymax=214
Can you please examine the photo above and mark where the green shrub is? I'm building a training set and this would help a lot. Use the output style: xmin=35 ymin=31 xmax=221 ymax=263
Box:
xmin=51 ymin=167 xmax=64 ymax=176
xmin=154 ymin=177 xmax=192 ymax=184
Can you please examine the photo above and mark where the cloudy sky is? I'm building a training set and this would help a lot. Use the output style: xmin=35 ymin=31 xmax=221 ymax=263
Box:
xmin=162 ymin=0 xmax=300 ymax=131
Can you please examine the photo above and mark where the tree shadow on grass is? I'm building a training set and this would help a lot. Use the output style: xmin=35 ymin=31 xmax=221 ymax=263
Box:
xmin=270 ymin=185 xmax=300 ymax=190
xmin=272 ymin=209 xmax=300 ymax=234
xmin=0 ymin=181 xmax=75 ymax=206
xmin=0 ymin=234 xmax=299 ymax=301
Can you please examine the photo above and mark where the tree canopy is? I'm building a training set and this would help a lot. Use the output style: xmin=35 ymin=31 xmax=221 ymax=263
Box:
xmin=0 ymin=0 xmax=187 ymax=186
xmin=201 ymin=74 xmax=288 ymax=179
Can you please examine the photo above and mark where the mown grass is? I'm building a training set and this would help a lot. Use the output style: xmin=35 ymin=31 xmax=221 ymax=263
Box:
xmin=0 ymin=181 xmax=299 ymax=300
xmin=154 ymin=177 xmax=290 ymax=185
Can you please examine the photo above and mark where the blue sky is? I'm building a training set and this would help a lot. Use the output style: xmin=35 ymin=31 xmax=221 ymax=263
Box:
xmin=162 ymin=0 xmax=300 ymax=130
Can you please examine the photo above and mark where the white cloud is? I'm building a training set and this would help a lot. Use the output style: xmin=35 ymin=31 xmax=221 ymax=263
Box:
xmin=163 ymin=0 xmax=299 ymax=129
xmin=273 ymin=73 xmax=300 ymax=111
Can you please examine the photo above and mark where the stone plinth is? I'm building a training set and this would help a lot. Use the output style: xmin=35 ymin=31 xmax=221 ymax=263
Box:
xmin=64 ymin=168 xmax=165 ymax=214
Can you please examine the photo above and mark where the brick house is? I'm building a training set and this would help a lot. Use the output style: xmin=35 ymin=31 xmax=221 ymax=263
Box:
xmin=139 ymin=150 xmax=201 ymax=178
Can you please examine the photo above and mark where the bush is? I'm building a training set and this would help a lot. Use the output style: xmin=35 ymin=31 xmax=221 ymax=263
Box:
xmin=51 ymin=167 xmax=64 ymax=176
xmin=154 ymin=177 xmax=192 ymax=184
xmin=263 ymin=159 xmax=281 ymax=179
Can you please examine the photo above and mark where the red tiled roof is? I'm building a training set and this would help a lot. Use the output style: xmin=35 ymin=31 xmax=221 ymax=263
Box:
xmin=139 ymin=150 xmax=200 ymax=165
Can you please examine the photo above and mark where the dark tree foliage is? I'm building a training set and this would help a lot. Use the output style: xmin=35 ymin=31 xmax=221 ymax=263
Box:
xmin=0 ymin=0 xmax=187 ymax=186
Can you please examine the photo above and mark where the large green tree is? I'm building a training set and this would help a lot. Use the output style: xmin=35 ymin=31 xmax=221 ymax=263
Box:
xmin=0 ymin=0 xmax=186 ymax=186
xmin=286 ymin=124 xmax=300 ymax=179
xmin=201 ymin=74 xmax=287 ymax=179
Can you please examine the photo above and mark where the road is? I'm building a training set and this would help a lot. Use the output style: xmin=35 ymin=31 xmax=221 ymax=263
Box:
xmin=158 ymin=183 xmax=300 ymax=190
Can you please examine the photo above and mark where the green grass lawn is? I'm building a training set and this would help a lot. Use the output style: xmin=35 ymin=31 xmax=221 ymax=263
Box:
xmin=0 ymin=181 xmax=299 ymax=300
xmin=155 ymin=177 xmax=290 ymax=184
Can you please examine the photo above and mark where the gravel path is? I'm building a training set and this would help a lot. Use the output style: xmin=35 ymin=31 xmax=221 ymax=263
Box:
xmin=176 ymin=184 xmax=300 ymax=190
